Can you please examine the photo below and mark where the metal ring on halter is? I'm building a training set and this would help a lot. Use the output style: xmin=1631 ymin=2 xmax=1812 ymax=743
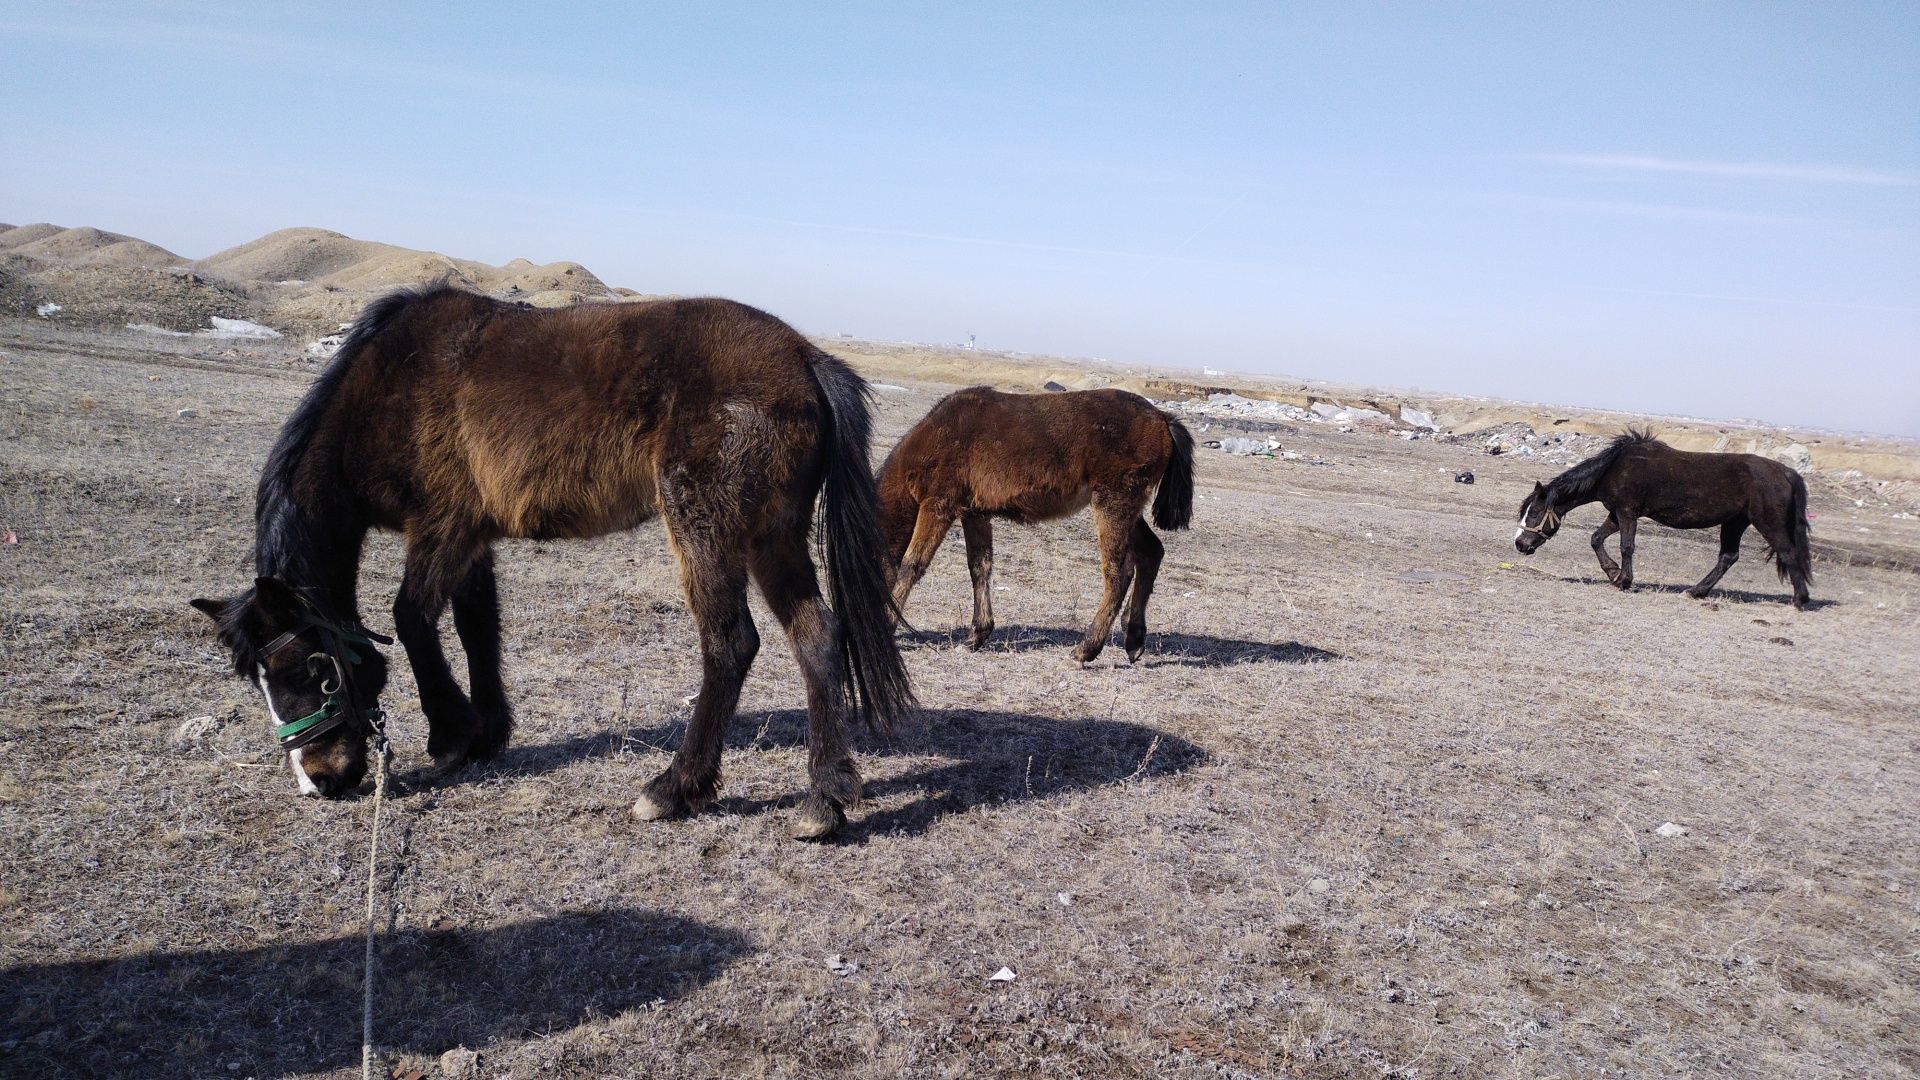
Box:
xmin=308 ymin=651 xmax=344 ymax=696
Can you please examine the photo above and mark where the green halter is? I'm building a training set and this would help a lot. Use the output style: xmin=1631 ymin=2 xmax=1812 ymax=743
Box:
xmin=261 ymin=605 xmax=392 ymax=751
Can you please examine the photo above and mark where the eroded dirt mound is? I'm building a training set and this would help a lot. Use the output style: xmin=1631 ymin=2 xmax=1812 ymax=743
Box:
xmin=3 ymin=224 xmax=185 ymax=268
xmin=4 ymin=222 xmax=634 ymax=339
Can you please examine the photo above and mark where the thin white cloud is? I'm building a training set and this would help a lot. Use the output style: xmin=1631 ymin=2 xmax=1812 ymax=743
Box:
xmin=1539 ymin=153 xmax=1920 ymax=187
xmin=1588 ymin=285 xmax=1918 ymax=315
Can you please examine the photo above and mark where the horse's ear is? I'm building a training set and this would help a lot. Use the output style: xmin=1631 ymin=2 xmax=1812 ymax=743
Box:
xmin=189 ymin=596 xmax=234 ymax=622
xmin=252 ymin=576 xmax=301 ymax=617
xmin=1532 ymin=481 xmax=1546 ymax=497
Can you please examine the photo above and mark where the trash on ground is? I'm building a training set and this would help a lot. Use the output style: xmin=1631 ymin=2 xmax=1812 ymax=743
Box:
xmin=987 ymin=966 xmax=1017 ymax=982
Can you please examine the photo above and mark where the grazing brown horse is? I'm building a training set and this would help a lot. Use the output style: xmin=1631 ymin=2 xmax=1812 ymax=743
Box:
xmin=1515 ymin=429 xmax=1813 ymax=608
xmin=879 ymin=387 xmax=1194 ymax=662
xmin=190 ymin=284 xmax=912 ymax=838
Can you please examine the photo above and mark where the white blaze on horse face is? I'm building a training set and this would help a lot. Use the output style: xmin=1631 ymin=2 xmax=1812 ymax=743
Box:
xmin=258 ymin=664 xmax=319 ymax=796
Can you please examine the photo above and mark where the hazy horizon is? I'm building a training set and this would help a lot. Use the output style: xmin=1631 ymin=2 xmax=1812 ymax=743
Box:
xmin=4 ymin=2 xmax=1916 ymax=435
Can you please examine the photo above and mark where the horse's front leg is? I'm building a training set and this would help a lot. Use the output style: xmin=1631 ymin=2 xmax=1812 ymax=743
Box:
xmin=394 ymin=537 xmax=488 ymax=771
xmin=1614 ymin=515 xmax=1638 ymax=591
xmin=961 ymin=513 xmax=995 ymax=649
xmin=1590 ymin=516 xmax=1621 ymax=583
xmin=450 ymin=550 xmax=514 ymax=761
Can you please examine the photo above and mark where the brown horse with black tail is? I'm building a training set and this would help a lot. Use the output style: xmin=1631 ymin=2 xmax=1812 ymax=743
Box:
xmin=878 ymin=387 xmax=1195 ymax=662
xmin=190 ymin=284 xmax=912 ymax=839
xmin=1515 ymin=429 xmax=1813 ymax=608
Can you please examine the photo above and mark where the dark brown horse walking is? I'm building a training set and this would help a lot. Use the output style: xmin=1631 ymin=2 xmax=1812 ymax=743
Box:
xmin=190 ymin=285 xmax=912 ymax=838
xmin=879 ymin=387 xmax=1195 ymax=662
xmin=1515 ymin=430 xmax=1813 ymax=608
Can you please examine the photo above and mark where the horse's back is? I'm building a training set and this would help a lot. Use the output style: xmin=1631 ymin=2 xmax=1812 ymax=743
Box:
xmin=899 ymin=387 xmax=1173 ymax=520
xmin=393 ymin=295 xmax=828 ymax=540
xmin=1612 ymin=441 xmax=1800 ymax=527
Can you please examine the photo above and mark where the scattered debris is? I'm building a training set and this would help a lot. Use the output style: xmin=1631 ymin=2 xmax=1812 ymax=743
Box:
xmin=1042 ymin=380 xmax=1067 ymax=392
xmin=1056 ymin=892 xmax=1074 ymax=906
xmin=438 ymin=1048 xmax=478 ymax=1078
xmin=1454 ymin=470 xmax=1475 ymax=484
xmin=826 ymin=954 xmax=857 ymax=976
xmin=987 ymin=966 xmax=1017 ymax=982
xmin=204 ymin=316 xmax=281 ymax=339
xmin=304 ymin=332 xmax=347 ymax=360
xmin=2 ymin=529 xmax=17 ymax=545
xmin=1399 ymin=406 xmax=1440 ymax=431
xmin=175 ymin=408 xmax=196 ymax=418
xmin=1218 ymin=436 xmax=1278 ymax=457
xmin=174 ymin=715 xmax=217 ymax=743
xmin=35 ymin=302 xmax=62 ymax=317
xmin=1769 ymin=636 xmax=1794 ymax=647
xmin=1307 ymin=877 xmax=1330 ymax=894
xmin=1654 ymin=822 xmax=1689 ymax=838
xmin=1772 ymin=442 xmax=1813 ymax=473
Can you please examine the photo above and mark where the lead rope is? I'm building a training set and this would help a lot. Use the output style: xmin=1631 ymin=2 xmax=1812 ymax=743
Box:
xmin=361 ymin=729 xmax=393 ymax=1080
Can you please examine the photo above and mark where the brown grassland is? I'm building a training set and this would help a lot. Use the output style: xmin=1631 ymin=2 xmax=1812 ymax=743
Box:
xmin=1 ymin=320 xmax=1916 ymax=1079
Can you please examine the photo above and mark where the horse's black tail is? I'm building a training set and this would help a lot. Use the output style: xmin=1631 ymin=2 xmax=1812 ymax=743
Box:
xmin=809 ymin=349 xmax=915 ymax=735
xmin=1152 ymin=413 xmax=1196 ymax=531
xmin=1775 ymin=470 xmax=1814 ymax=587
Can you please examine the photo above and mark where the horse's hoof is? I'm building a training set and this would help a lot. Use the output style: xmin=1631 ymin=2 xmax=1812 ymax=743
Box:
xmin=965 ymin=632 xmax=991 ymax=651
xmin=1070 ymin=642 xmax=1102 ymax=664
xmin=631 ymin=791 xmax=674 ymax=821
xmin=1686 ymin=589 xmax=1709 ymax=600
xmin=791 ymin=797 xmax=845 ymax=841
xmin=1125 ymin=646 xmax=1145 ymax=664
xmin=429 ymin=748 xmax=475 ymax=777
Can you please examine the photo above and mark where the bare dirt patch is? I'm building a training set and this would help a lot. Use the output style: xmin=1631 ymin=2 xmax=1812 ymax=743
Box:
xmin=1 ymin=321 xmax=1916 ymax=1078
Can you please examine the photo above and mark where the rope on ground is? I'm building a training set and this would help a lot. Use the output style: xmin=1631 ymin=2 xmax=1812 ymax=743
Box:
xmin=361 ymin=738 xmax=393 ymax=1080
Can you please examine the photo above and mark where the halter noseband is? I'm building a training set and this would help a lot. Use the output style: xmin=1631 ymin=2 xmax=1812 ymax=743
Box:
xmin=260 ymin=602 xmax=393 ymax=751
xmin=1519 ymin=504 xmax=1561 ymax=537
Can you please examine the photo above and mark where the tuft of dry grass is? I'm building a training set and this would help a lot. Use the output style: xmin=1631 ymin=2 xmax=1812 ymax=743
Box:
xmin=1 ymin=322 xmax=1916 ymax=1078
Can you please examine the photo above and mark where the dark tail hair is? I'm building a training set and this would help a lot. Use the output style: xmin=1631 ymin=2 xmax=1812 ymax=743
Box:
xmin=1152 ymin=413 xmax=1195 ymax=531
xmin=1774 ymin=471 xmax=1814 ymax=586
xmin=809 ymin=349 xmax=915 ymax=734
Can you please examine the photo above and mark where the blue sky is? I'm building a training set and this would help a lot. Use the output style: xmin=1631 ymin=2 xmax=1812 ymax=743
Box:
xmin=5 ymin=2 xmax=1917 ymax=434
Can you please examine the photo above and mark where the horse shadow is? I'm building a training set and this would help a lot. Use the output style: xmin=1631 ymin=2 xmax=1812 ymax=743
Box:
xmin=1556 ymin=575 xmax=1834 ymax=610
xmin=451 ymin=706 xmax=1208 ymax=841
xmin=0 ymin=908 xmax=750 ymax=1080
xmin=902 ymin=624 xmax=1342 ymax=667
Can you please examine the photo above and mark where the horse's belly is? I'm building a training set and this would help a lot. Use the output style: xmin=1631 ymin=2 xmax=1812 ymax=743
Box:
xmin=475 ymin=448 xmax=660 ymax=540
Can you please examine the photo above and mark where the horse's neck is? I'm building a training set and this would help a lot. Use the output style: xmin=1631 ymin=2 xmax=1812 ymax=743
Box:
xmin=255 ymin=486 xmax=369 ymax=621
xmin=1546 ymin=486 xmax=1597 ymax=514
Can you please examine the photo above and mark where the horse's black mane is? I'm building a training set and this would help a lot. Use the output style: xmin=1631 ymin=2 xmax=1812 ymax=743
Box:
xmin=1542 ymin=428 xmax=1660 ymax=506
xmin=254 ymin=286 xmax=442 ymax=584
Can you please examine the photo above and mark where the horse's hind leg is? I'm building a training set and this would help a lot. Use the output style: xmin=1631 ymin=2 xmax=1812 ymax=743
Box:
xmin=1752 ymin=517 xmax=1812 ymax=609
xmin=450 ymin=549 xmax=514 ymax=760
xmin=961 ymin=513 xmax=995 ymax=649
xmin=1122 ymin=518 xmax=1164 ymax=663
xmin=1688 ymin=520 xmax=1745 ymax=600
xmin=633 ymin=536 xmax=757 ymax=823
xmin=751 ymin=528 xmax=862 ymax=839
xmin=395 ymin=535 xmax=490 ymax=771
xmin=1072 ymin=496 xmax=1141 ymax=664
xmin=1590 ymin=516 xmax=1621 ymax=583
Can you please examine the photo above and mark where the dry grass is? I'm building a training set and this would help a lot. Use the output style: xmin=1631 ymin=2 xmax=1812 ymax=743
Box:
xmin=1 ymin=322 xmax=1916 ymax=1079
